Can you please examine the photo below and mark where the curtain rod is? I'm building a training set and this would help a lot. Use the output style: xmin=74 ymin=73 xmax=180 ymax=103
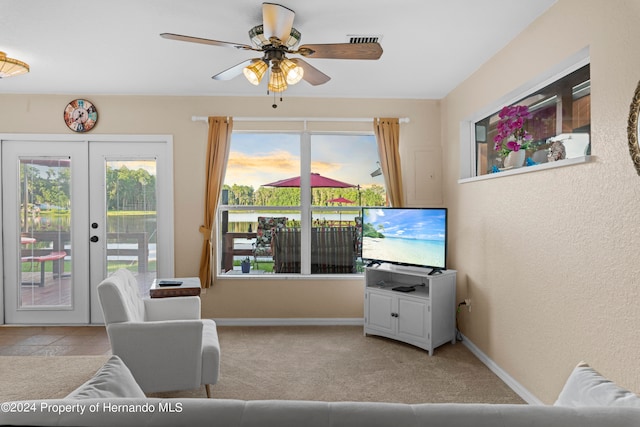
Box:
xmin=191 ymin=116 xmax=410 ymax=124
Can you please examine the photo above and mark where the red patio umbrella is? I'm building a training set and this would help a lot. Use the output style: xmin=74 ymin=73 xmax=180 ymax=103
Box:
xmin=327 ymin=197 xmax=354 ymax=204
xmin=263 ymin=173 xmax=356 ymax=188
xmin=327 ymin=197 xmax=355 ymax=224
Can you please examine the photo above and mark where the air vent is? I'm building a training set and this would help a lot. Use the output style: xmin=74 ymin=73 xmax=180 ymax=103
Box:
xmin=347 ymin=35 xmax=382 ymax=44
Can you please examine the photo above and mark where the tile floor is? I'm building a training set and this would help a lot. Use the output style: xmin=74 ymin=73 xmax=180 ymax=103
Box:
xmin=0 ymin=326 xmax=111 ymax=356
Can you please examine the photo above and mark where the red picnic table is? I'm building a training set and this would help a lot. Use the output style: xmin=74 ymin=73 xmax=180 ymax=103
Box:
xmin=21 ymin=251 xmax=67 ymax=287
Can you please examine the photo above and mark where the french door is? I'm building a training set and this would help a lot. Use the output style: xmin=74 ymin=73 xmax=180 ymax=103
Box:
xmin=1 ymin=135 xmax=174 ymax=324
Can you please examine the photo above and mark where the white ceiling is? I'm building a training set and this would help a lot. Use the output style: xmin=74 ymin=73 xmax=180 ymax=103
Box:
xmin=0 ymin=0 xmax=556 ymax=99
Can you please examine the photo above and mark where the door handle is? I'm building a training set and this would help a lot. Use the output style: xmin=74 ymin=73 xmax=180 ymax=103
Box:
xmin=90 ymin=236 xmax=99 ymax=243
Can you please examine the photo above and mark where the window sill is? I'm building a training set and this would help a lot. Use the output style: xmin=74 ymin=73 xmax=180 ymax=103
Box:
xmin=458 ymin=155 xmax=592 ymax=184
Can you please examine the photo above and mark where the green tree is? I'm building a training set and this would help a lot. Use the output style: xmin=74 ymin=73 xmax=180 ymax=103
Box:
xmin=106 ymin=165 xmax=157 ymax=211
xmin=222 ymin=183 xmax=386 ymax=207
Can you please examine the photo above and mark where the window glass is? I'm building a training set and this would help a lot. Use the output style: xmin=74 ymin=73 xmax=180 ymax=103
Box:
xmin=225 ymin=133 xmax=300 ymax=205
xmin=309 ymin=134 xmax=384 ymax=274
xmin=474 ymin=64 xmax=590 ymax=176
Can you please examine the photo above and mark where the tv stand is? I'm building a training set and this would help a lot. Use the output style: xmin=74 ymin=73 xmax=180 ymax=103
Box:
xmin=364 ymin=264 xmax=456 ymax=355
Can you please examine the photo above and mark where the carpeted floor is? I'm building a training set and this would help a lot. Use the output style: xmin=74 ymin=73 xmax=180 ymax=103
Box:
xmin=1 ymin=326 xmax=524 ymax=404
xmin=0 ymin=355 xmax=110 ymax=401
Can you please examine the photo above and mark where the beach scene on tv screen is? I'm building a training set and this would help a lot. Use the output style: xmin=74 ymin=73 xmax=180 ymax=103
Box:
xmin=362 ymin=208 xmax=446 ymax=268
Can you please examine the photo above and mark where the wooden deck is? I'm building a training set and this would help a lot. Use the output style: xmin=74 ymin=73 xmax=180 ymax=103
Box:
xmin=18 ymin=271 xmax=157 ymax=308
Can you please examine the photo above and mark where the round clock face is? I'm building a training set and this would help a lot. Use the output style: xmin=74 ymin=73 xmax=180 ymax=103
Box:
xmin=64 ymin=99 xmax=97 ymax=132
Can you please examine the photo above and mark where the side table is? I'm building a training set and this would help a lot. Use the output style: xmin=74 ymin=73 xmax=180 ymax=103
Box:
xmin=149 ymin=277 xmax=201 ymax=298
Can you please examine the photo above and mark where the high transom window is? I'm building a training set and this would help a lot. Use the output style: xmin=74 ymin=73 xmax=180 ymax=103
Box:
xmin=474 ymin=64 xmax=590 ymax=176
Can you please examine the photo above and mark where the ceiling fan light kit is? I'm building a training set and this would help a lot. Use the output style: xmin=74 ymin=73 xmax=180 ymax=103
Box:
xmin=243 ymin=59 xmax=268 ymax=85
xmin=280 ymin=58 xmax=304 ymax=84
xmin=268 ymin=65 xmax=288 ymax=93
xmin=160 ymin=2 xmax=383 ymax=108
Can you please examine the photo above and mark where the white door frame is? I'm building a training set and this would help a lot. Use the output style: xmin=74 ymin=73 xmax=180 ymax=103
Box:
xmin=0 ymin=134 xmax=174 ymax=325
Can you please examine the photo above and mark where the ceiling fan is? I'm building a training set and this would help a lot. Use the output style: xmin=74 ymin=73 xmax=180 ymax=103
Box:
xmin=160 ymin=2 xmax=383 ymax=107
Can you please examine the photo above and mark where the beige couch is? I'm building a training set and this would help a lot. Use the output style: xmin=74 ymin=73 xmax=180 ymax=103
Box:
xmin=2 ymin=357 xmax=639 ymax=427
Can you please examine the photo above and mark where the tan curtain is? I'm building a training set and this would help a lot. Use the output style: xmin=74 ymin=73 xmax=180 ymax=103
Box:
xmin=374 ymin=118 xmax=404 ymax=207
xmin=199 ymin=116 xmax=233 ymax=288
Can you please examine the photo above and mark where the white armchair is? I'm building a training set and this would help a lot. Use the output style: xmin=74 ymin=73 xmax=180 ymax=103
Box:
xmin=97 ymin=269 xmax=220 ymax=397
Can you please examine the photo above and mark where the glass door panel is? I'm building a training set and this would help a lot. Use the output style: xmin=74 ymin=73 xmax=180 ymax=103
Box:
xmin=19 ymin=158 xmax=72 ymax=308
xmin=105 ymin=159 xmax=157 ymax=296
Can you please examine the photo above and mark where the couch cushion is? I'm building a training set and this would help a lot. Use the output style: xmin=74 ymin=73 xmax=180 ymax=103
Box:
xmin=554 ymin=361 xmax=640 ymax=407
xmin=255 ymin=217 xmax=288 ymax=251
xmin=65 ymin=355 xmax=146 ymax=399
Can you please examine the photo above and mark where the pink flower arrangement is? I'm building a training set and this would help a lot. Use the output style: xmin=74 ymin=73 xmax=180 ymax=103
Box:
xmin=493 ymin=105 xmax=533 ymax=157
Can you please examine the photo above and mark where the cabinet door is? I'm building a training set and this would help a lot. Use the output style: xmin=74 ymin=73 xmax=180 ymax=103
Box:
xmin=397 ymin=296 xmax=429 ymax=342
xmin=366 ymin=290 xmax=395 ymax=334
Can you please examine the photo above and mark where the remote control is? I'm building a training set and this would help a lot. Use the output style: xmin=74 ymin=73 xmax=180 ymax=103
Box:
xmin=158 ymin=280 xmax=183 ymax=287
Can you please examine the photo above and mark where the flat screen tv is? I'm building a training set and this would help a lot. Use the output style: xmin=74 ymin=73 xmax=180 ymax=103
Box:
xmin=361 ymin=207 xmax=447 ymax=272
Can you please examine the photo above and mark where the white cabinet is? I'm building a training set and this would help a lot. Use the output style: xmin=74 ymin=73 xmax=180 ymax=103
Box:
xmin=364 ymin=264 xmax=456 ymax=355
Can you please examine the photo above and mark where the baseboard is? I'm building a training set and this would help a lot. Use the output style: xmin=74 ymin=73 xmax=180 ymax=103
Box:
xmin=212 ymin=318 xmax=365 ymax=326
xmin=460 ymin=333 xmax=544 ymax=405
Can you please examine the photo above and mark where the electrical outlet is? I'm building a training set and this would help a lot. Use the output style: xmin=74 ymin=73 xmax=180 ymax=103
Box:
xmin=465 ymin=298 xmax=471 ymax=312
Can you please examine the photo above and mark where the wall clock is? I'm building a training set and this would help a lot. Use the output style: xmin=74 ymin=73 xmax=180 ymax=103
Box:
xmin=64 ymin=99 xmax=98 ymax=132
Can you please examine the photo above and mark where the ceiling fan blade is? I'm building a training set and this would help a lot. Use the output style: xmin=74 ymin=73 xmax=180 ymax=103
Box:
xmin=296 ymin=43 xmax=383 ymax=60
xmin=212 ymin=58 xmax=257 ymax=80
xmin=290 ymin=58 xmax=331 ymax=86
xmin=160 ymin=33 xmax=257 ymax=51
xmin=262 ymin=3 xmax=295 ymax=43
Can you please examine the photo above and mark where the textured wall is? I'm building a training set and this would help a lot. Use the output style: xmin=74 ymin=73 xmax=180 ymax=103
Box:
xmin=443 ymin=0 xmax=640 ymax=403
xmin=0 ymin=94 xmax=440 ymax=320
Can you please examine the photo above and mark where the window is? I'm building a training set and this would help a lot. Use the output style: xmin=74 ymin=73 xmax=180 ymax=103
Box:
xmin=459 ymin=48 xmax=591 ymax=181
xmin=218 ymin=132 xmax=386 ymax=275
xmin=474 ymin=64 xmax=590 ymax=177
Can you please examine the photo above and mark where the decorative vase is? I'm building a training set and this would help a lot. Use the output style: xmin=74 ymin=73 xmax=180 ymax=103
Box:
xmin=503 ymin=150 xmax=526 ymax=169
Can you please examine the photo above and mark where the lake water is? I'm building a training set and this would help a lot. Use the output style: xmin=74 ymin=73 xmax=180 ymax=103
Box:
xmin=27 ymin=214 xmax=157 ymax=242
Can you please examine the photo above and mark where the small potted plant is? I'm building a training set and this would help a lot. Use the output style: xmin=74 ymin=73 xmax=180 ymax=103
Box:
xmin=241 ymin=257 xmax=251 ymax=273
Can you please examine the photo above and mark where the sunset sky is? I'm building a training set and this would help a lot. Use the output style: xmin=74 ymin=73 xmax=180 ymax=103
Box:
xmin=224 ymin=133 xmax=383 ymax=190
